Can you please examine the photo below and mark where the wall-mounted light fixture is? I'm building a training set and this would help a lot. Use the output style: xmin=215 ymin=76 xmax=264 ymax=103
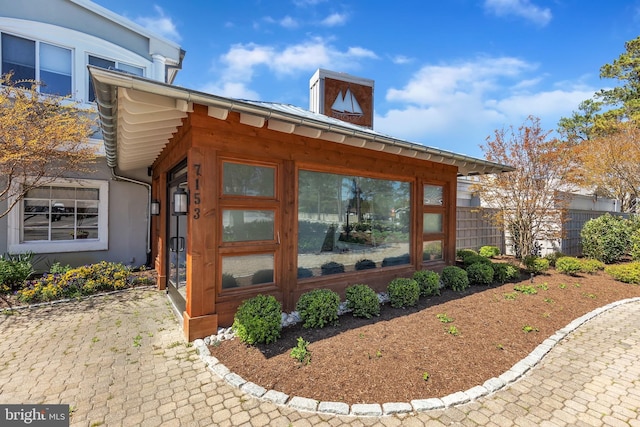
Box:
xmin=173 ymin=187 xmax=188 ymax=215
xmin=150 ymin=200 xmax=160 ymax=216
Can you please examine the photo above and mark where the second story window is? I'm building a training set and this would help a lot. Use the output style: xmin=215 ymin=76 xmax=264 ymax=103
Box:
xmin=1 ymin=33 xmax=72 ymax=96
xmin=88 ymin=55 xmax=143 ymax=102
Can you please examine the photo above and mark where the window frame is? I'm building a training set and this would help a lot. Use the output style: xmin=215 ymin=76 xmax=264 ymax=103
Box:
xmin=422 ymin=182 xmax=447 ymax=263
xmin=0 ymin=32 xmax=73 ymax=96
xmin=87 ymin=54 xmax=144 ymax=102
xmin=7 ymin=178 xmax=109 ymax=253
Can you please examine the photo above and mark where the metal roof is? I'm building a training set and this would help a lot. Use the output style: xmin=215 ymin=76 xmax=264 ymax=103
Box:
xmin=89 ymin=66 xmax=514 ymax=175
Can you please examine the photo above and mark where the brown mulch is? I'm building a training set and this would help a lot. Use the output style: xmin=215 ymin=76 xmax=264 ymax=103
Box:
xmin=209 ymin=265 xmax=640 ymax=405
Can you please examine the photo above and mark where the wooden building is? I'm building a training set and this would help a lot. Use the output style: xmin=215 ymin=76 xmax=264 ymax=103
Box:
xmin=90 ymin=67 xmax=512 ymax=340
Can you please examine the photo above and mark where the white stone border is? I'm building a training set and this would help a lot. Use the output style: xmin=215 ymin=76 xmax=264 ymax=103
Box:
xmin=193 ymin=297 xmax=640 ymax=417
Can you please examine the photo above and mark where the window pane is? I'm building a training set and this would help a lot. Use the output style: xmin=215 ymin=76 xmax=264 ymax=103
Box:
xmin=39 ymin=43 xmax=71 ymax=95
xmin=223 ymin=162 xmax=275 ymax=197
xmin=423 ymin=240 xmax=443 ymax=261
xmin=88 ymin=56 xmax=115 ymax=102
xmin=424 ymin=185 xmax=443 ymax=206
xmin=2 ymin=34 xmax=35 ymax=84
xmin=298 ymin=170 xmax=411 ymax=275
xmin=222 ymin=254 xmax=274 ymax=289
xmin=21 ymin=185 xmax=101 ymax=243
xmin=117 ymin=63 xmax=143 ymax=76
xmin=222 ymin=210 xmax=274 ymax=242
xmin=423 ymin=213 xmax=443 ymax=233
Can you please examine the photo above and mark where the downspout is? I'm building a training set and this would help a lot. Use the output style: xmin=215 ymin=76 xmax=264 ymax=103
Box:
xmin=110 ymin=168 xmax=153 ymax=266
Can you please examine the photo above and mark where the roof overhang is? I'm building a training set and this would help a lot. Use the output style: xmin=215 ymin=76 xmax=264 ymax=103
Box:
xmin=89 ymin=66 xmax=514 ymax=175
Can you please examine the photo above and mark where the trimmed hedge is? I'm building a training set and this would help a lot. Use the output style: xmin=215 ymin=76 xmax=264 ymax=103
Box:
xmin=232 ymin=295 xmax=282 ymax=345
xmin=413 ymin=270 xmax=441 ymax=297
xmin=466 ymin=262 xmax=494 ymax=286
xmin=296 ymin=289 xmax=340 ymax=328
xmin=387 ymin=278 xmax=420 ymax=308
xmin=345 ymin=284 xmax=380 ymax=318
xmin=441 ymin=266 xmax=469 ymax=292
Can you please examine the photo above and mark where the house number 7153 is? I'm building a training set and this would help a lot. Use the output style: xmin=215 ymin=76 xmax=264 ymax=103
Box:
xmin=193 ymin=163 xmax=202 ymax=220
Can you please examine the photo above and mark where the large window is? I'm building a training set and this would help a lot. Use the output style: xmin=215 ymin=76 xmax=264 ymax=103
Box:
xmin=298 ymin=170 xmax=411 ymax=277
xmin=88 ymin=55 xmax=143 ymax=102
xmin=1 ymin=33 xmax=72 ymax=95
xmin=8 ymin=179 xmax=109 ymax=253
xmin=219 ymin=160 xmax=279 ymax=291
xmin=423 ymin=184 xmax=445 ymax=262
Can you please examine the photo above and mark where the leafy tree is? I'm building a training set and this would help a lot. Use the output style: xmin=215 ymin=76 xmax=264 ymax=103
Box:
xmin=472 ymin=116 xmax=575 ymax=258
xmin=0 ymin=73 xmax=97 ymax=219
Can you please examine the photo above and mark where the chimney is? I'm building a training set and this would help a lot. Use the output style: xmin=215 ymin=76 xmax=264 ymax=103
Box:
xmin=309 ymin=69 xmax=374 ymax=129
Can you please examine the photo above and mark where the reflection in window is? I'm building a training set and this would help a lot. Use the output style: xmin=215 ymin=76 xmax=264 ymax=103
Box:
xmin=423 ymin=240 xmax=443 ymax=261
xmin=424 ymin=185 xmax=443 ymax=206
xmin=222 ymin=210 xmax=274 ymax=242
xmin=222 ymin=254 xmax=275 ymax=289
xmin=22 ymin=186 xmax=99 ymax=242
xmin=423 ymin=213 xmax=443 ymax=233
xmin=298 ymin=170 xmax=411 ymax=276
xmin=222 ymin=162 xmax=275 ymax=197
xmin=88 ymin=55 xmax=143 ymax=101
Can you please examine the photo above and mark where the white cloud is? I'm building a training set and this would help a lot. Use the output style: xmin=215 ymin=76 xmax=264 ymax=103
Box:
xmin=198 ymin=81 xmax=260 ymax=100
xmin=280 ymin=16 xmax=299 ymax=29
xmin=135 ymin=5 xmax=181 ymax=42
xmin=320 ymin=13 xmax=348 ymax=27
xmin=391 ymin=55 xmax=414 ymax=65
xmin=375 ymin=57 xmax=596 ymax=157
xmin=484 ymin=0 xmax=552 ymax=26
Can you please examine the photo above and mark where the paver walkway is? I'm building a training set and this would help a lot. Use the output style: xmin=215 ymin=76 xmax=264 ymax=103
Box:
xmin=0 ymin=287 xmax=638 ymax=426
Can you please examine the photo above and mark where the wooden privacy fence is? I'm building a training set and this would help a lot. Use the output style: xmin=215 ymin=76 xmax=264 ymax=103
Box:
xmin=456 ymin=207 xmax=629 ymax=256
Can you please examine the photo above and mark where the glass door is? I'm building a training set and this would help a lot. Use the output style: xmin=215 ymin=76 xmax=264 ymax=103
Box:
xmin=167 ymin=162 xmax=188 ymax=313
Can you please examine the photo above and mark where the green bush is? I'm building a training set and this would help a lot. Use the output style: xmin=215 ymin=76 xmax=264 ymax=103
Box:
xmin=355 ymin=259 xmax=377 ymax=271
xmin=555 ymin=257 xmax=582 ymax=276
xmin=18 ymin=261 xmax=137 ymax=303
xmin=296 ymin=289 xmax=340 ymax=328
xmin=49 ymin=262 xmax=72 ymax=275
xmin=581 ymin=213 xmax=631 ymax=264
xmin=232 ymin=295 xmax=282 ymax=345
xmin=544 ymin=251 xmax=565 ymax=267
xmin=320 ymin=261 xmax=345 ymax=276
xmin=580 ymin=258 xmax=605 ymax=274
xmin=413 ymin=270 xmax=440 ymax=297
xmin=441 ymin=266 xmax=469 ymax=292
xmin=461 ymin=254 xmax=493 ymax=268
xmin=456 ymin=249 xmax=477 ymax=262
xmin=605 ymin=262 xmax=640 ymax=284
xmin=0 ymin=252 xmax=34 ymax=294
xmin=387 ymin=278 xmax=420 ymax=308
xmin=523 ymin=256 xmax=549 ymax=275
xmin=466 ymin=262 xmax=495 ymax=286
xmin=493 ymin=263 xmax=520 ymax=284
xmin=479 ymin=246 xmax=500 ymax=258
xmin=345 ymin=284 xmax=380 ymax=318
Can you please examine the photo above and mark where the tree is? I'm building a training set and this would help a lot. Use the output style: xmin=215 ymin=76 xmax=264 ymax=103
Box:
xmin=472 ymin=116 xmax=575 ymax=258
xmin=0 ymin=73 xmax=97 ymax=219
xmin=572 ymin=122 xmax=640 ymax=212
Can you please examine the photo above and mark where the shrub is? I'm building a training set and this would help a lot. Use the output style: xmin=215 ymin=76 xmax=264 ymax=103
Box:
xmin=544 ymin=251 xmax=565 ymax=267
xmin=493 ymin=263 xmax=520 ymax=284
xmin=18 ymin=261 xmax=136 ymax=303
xmin=555 ymin=257 xmax=582 ymax=276
xmin=461 ymin=254 xmax=493 ymax=268
xmin=355 ymin=259 xmax=377 ymax=271
xmin=441 ymin=266 xmax=469 ymax=292
xmin=290 ymin=337 xmax=311 ymax=365
xmin=49 ymin=262 xmax=72 ymax=275
xmin=251 ymin=269 xmax=273 ymax=284
xmin=479 ymin=246 xmax=500 ymax=258
xmin=412 ymin=270 xmax=440 ymax=297
xmin=387 ymin=278 xmax=420 ymax=308
xmin=320 ymin=261 xmax=345 ymax=276
xmin=296 ymin=289 xmax=340 ymax=328
xmin=580 ymin=258 xmax=605 ymax=274
xmin=605 ymin=262 xmax=640 ymax=284
xmin=581 ymin=213 xmax=631 ymax=264
xmin=232 ymin=295 xmax=282 ymax=345
xmin=0 ymin=252 xmax=34 ymax=294
xmin=630 ymin=227 xmax=640 ymax=261
xmin=523 ymin=256 xmax=549 ymax=275
xmin=297 ymin=267 xmax=314 ymax=279
xmin=345 ymin=284 xmax=380 ymax=318
xmin=466 ymin=262 xmax=494 ymax=286
xmin=456 ymin=249 xmax=477 ymax=262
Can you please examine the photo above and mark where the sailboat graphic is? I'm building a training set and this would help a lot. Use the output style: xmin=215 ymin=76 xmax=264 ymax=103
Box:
xmin=331 ymin=88 xmax=363 ymax=118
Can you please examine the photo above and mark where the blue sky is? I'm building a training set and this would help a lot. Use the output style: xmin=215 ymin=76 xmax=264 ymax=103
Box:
xmin=94 ymin=0 xmax=640 ymax=159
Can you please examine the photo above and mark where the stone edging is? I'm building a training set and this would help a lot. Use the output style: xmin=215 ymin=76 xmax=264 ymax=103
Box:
xmin=193 ymin=297 xmax=640 ymax=417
